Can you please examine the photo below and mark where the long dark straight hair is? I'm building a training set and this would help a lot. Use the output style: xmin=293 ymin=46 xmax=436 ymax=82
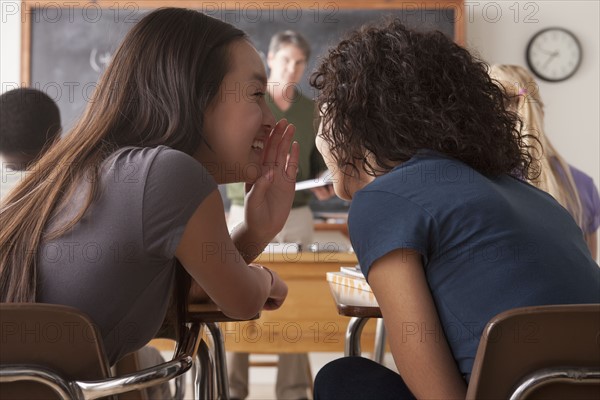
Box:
xmin=0 ymin=8 xmax=245 ymax=331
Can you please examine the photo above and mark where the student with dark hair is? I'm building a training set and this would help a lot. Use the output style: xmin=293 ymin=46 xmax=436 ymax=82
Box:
xmin=0 ymin=87 xmax=61 ymax=199
xmin=0 ymin=7 xmax=298 ymax=376
xmin=310 ymin=20 xmax=599 ymax=399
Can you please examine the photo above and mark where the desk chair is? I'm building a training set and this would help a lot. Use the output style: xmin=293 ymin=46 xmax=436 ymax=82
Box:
xmin=466 ymin=303 xmax=600 ymax=400
xmin=0 ymin=303 xmax=201 ymax=400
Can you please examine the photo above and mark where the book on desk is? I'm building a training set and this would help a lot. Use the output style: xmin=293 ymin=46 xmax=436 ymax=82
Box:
xmin=339 ymin=265 xmax=364 ymax=278
xmin=326 ymin=265 xmax=372 ymax=293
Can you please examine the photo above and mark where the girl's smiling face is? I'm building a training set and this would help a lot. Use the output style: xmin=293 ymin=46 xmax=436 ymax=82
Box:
xmin=196 ymin=39 xmax=276 ymax=184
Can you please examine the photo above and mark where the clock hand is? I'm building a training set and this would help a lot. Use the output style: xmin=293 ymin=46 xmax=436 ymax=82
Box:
xmin=536 ymin=47 xmax=555 ymax=56
xmin=542 ymin=51 xmax=559 ymax=69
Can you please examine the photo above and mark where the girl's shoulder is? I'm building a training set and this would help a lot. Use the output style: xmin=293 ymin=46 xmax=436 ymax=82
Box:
xmin=567 ymin=164 xmax=597 ymax=191
xmin=105 ymin=145 xmax=210 ymax=177
xmin=106 ymin=145 xmax=188 ymax=166
xmin=100 ymin=145 xmax=216 ymax=197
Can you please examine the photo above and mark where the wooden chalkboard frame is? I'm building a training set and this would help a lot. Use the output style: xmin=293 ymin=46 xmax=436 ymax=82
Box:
xmin=21 ymin=0 xmax=465 ymax=85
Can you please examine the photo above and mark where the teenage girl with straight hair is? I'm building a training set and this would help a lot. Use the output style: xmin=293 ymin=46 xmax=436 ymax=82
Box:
xmin=490 ymin=64 xmax=599 ymax=260
xmin=0 ymin=7 xmax=299 ymax=366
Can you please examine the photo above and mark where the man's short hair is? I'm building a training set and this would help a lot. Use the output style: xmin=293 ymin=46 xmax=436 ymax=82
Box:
xmin=0 ymin=88 xmax=61 ymax=155
xmin=268 ymin=30 xmax=311 ymax=61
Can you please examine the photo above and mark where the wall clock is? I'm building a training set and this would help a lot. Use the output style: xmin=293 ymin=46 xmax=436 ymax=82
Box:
xmin=526 ymin=27 xmax=582 ymax=82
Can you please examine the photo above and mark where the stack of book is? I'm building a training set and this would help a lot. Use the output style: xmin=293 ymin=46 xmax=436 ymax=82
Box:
xmin=326 ymin=265 xmax=372 ymax=292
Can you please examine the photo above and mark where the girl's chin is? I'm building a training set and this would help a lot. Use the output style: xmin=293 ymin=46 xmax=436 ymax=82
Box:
xmin=333 ymin=182 xmax=354 ymax=201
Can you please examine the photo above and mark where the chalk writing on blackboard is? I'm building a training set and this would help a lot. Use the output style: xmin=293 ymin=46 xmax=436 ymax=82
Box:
xmin=89 ymin=48 xmax=112 ymax=73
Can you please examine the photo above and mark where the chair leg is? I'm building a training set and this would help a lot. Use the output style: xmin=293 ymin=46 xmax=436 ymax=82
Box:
xmin=173 ymin=374 xmax=185 ymax=400
xmin=345 ymin=317 xmax=370 ymax=357
xmin=306 ymin=356 xmax=314 ymax=394
xmin=204 ymin=322 xmax=230 ymax=400
xmin=194 ymin=340 xmax=215 ymax=400
xmin=372 ymin=319 xmax=387 ymax=364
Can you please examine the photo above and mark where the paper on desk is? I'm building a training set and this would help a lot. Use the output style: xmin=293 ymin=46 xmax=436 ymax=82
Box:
xmin=326 ymin=271 xmax=372 ymax=293
xmin=339 ymin=265 xmax=364 ymax=278
xmin=295 ymin=172 xmax=333 ymax=191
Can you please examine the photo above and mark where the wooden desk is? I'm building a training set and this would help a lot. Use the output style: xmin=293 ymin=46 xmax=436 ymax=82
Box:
xmin=313 ymin=221 xmax=349 ymax=238
xmin=328 ymin=281 xmax=386 ymax=360
xmin=328 ymin=281 xmax=381 ymax=319
xmin=188 ymin=303 xmax=259 ymax=323
xmin=221 ymin=252 xmax=382 ymax=353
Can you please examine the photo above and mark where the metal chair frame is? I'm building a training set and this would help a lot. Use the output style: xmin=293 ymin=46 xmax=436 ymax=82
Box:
xmin=1 ymin=321 xmax=201 ymax=400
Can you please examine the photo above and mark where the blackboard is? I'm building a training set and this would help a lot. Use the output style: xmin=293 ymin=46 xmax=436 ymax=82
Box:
xmin=23 ymin=1 xmax=462 ymax=131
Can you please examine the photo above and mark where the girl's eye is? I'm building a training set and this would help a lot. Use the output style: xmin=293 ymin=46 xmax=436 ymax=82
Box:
xmin=254 ymin=91 xmax=265 ymax=98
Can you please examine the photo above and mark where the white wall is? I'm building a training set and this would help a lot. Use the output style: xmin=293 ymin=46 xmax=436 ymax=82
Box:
xmin=0 ymin=1 xmax=21 ymax=92
xmin=466 ymin=0 xmax=599 ymax=255
xmin=1 ymin=1 xmax=598 ymax=181
xmin=466 ymin=0 xmax=599 ymax=186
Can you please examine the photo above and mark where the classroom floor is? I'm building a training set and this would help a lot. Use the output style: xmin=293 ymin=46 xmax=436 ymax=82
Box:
xmin=161 ymin=351 xmax=397 ymax=400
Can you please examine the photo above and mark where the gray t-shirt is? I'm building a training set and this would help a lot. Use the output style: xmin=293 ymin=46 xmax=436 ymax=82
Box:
xmin=36 ymin=146 xmax=216 ymax=364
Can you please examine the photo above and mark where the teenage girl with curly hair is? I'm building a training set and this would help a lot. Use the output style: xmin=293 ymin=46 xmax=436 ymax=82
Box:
xmin=311 ymin=19 xmax=599 ymax=399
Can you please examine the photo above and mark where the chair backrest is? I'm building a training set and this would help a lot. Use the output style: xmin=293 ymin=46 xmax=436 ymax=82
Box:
xmin=0 ymin=303 xmax=111 ymax=399
xmin=466 ymin=304 xmax=600 ymax=400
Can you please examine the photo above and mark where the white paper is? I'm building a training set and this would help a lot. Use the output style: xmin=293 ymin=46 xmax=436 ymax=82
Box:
xmin=295 ymin=172 xmax=333 ymax=191
xmin=339 ymin=266 xmax=364 ymax=278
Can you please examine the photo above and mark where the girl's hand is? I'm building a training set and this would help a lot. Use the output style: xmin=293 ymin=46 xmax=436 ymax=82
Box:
xmin=243 ymin=119 xmax=299 ymax=242
xmin=263 ymin=269 xmax=288 ymax=310
xmin=248 ymin=264 xmax=288 ymax=310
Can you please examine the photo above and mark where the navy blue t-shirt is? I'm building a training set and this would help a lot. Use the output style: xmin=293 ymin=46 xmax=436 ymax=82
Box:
xmin=348 ymin=152 xmax=600 ymax=380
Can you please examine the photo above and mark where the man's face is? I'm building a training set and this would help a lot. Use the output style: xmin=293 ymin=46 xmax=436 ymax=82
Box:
xmin=267 ymin=44 xmax=307 ymax=86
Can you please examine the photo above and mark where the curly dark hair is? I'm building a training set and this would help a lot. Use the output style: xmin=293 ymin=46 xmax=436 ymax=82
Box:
xmin=310 ymin=19 xmax=537 ymax=179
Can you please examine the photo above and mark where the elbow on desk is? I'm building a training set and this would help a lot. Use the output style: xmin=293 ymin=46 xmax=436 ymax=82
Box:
xmin=221 ymin=301 xmax=262 ymax=321
xmin=219 ymin=288 xmax=267 ymax=321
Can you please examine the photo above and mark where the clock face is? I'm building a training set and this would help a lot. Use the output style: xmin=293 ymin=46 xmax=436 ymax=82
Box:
xmin=526 ymin=28 xmax=582 ymax=82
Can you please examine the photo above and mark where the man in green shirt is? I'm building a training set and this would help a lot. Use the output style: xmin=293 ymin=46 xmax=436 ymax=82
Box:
xmin=226 ymin=30 xmax=330 ymax=400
